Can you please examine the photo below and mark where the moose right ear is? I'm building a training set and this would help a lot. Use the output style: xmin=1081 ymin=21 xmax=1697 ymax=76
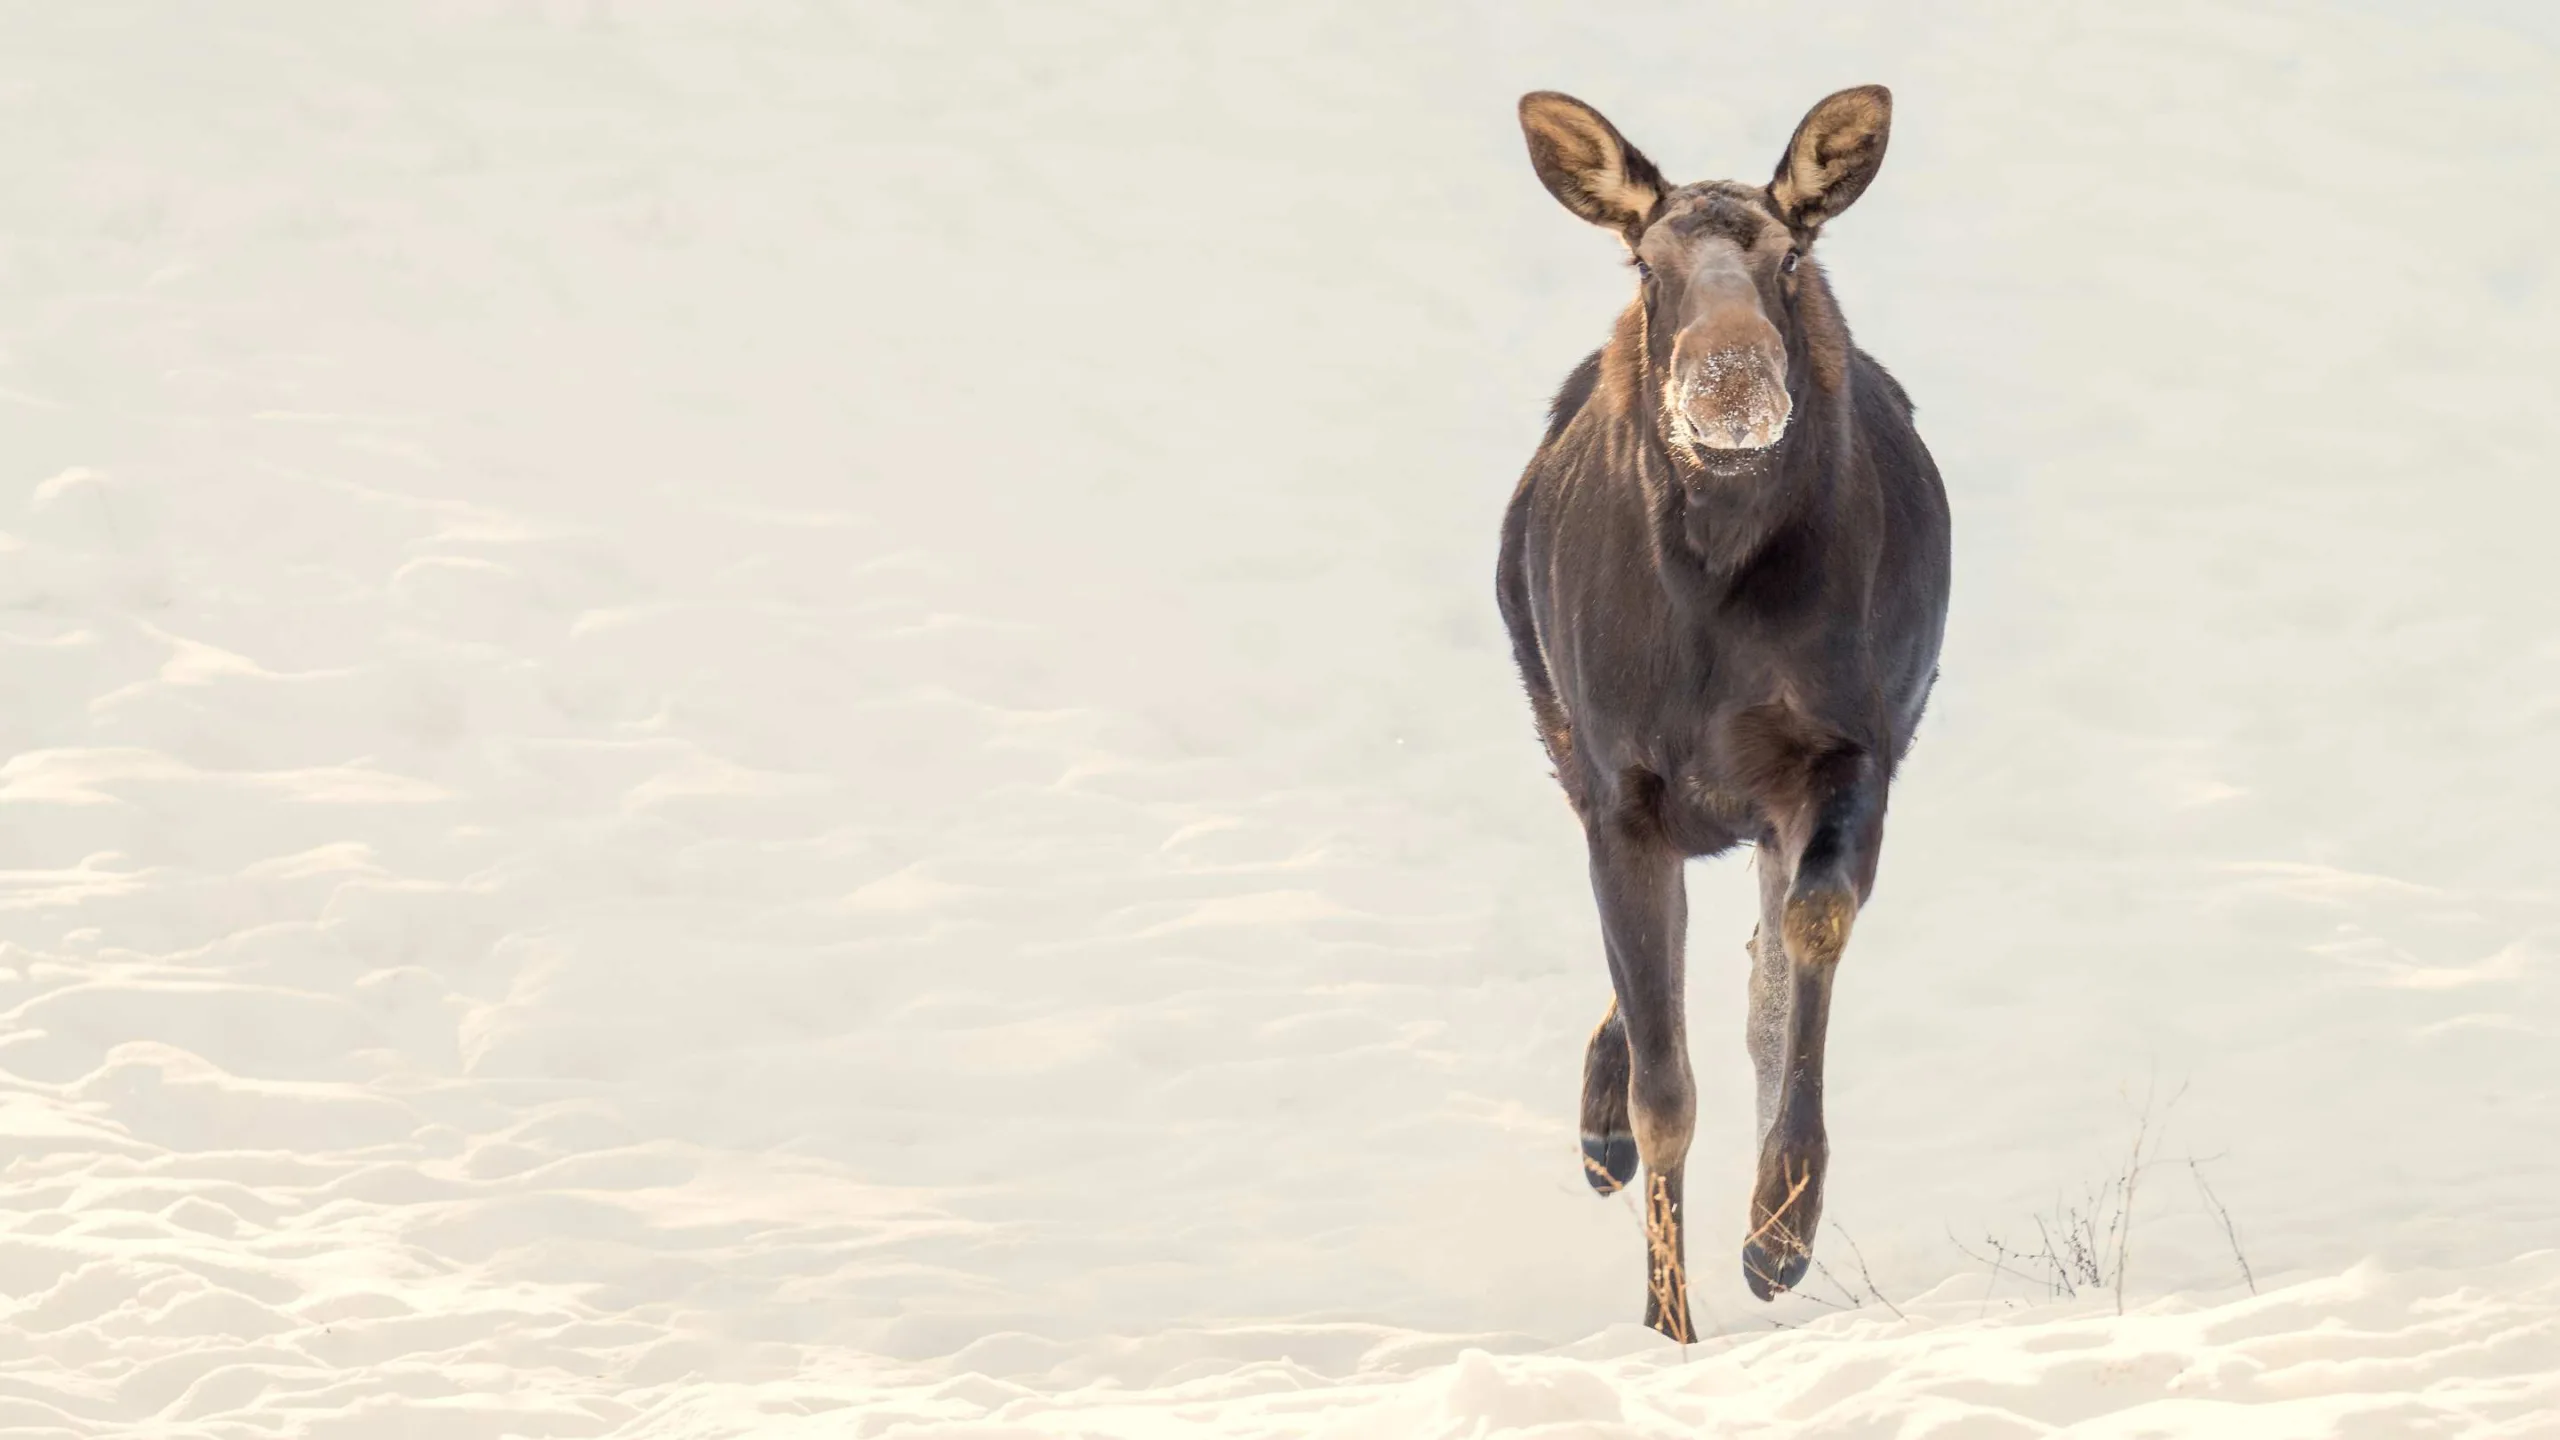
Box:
xmin=1519 ymin=92 xmax=1667 ymax=240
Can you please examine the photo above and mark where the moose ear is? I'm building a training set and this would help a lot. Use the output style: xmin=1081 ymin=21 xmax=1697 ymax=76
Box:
xmin=1769 ymin=85 xmax=1892 ymax=235
xmin=1519 ymin=92 xmax=1668 ymax=239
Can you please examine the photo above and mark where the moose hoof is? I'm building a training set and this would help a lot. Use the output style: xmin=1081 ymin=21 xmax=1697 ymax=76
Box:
xmin=1580 ymin=1132 xmax=1638 ymax=1194
xmin=1741 ymin=1238 xmax=1812 ymax=1301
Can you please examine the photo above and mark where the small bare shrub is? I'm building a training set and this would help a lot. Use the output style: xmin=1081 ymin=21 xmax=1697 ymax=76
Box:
xmin=1952 ymin=1080 xmax=2256 ymax=1313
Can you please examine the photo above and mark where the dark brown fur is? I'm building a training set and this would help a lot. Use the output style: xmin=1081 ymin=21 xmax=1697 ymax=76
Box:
xmin=1499 ymin=87 xmax=1951 ymax=1340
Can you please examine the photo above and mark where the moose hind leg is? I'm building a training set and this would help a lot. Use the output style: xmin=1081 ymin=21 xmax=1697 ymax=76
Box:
xmin=1744 ymin=855 xmax=1791 ymax=1145
xmin=1580 ymin=998 xmax=1638 ymax=1194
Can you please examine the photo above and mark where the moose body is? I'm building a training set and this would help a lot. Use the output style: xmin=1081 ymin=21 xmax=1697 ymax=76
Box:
xmin=1495 ymin=87 xmax=1951 ymax=1340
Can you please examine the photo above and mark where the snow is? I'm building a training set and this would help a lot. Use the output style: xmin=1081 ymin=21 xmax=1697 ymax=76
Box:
xmin=845 ymin=1259 xmax=2560 ymax=1437
xmin=1 ymin=1 xmax=2554 ymax=1436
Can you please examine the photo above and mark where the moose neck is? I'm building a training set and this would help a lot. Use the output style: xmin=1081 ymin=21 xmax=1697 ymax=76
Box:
xmin=1613 ymin=300 xmax=1846 ymax=588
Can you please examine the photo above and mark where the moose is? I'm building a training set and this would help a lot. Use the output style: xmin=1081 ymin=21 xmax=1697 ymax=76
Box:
xmin=1495 ymin=86 xmax=1951 ymax=1341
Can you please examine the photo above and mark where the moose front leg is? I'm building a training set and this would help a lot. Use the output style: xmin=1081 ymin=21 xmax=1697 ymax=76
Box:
xmin=1584 ymin=814 xmax=1694 ymax=1341
xmin=1743 ymin=747 xmax=1884 ymax=1300
xmin=1579 ymin=998 xmax=1638 ymax=1194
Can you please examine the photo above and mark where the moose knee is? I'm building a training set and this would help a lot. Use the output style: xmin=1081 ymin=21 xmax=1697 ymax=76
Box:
xmin=1781 ymin=883 xmax=1855 ymax=969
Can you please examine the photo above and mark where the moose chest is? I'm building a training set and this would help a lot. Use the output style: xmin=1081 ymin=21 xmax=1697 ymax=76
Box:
xmin=1550 ymin=624 xmax=1834 ymax=852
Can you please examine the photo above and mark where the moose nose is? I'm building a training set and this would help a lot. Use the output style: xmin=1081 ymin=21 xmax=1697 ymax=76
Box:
xmin=1670 ymin=333 xmax=1793 ymax=452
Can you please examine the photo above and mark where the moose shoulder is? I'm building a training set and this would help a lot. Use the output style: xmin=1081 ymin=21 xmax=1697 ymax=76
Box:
xmin=1494 ymin=86 xmax=1951 ymax=1342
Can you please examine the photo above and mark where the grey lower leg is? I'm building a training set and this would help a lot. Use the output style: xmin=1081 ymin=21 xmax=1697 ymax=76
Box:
xmin=1745 ymin=849 xmax=1790 ymax=1144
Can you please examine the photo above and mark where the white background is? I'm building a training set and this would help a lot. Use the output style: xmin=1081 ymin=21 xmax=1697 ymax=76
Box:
xmin=1 ymin=3 xmax=2552 ymax=1434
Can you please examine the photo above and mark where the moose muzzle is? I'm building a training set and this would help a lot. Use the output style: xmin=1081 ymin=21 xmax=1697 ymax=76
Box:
xmin=1665 ymin=275 xmax=1792 ymax=456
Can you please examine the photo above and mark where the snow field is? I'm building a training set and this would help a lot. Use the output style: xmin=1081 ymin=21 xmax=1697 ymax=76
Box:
xmin=0 ymin=2 xmax=2553 ymax=1435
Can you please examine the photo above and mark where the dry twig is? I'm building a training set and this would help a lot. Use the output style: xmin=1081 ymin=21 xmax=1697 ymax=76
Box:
xmin=1827 ymin=1223 xmax=1906 ymax=1320
xmin=2188 ymin=1157 xmax=2256 ymax=1295
xmin=1643 ymin=1173 xmax=1694 ymax=1345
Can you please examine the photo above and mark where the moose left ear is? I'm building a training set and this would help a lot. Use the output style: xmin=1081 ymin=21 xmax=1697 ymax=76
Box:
xmin=1769 ymin=85 xmax=1892 ymax=236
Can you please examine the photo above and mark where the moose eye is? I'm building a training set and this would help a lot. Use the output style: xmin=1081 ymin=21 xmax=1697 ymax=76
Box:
xmin=1633 ymin=258 xmax=1653 ymax=282
xmin=1781 ymin=251 xmax=1800 ymax=274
